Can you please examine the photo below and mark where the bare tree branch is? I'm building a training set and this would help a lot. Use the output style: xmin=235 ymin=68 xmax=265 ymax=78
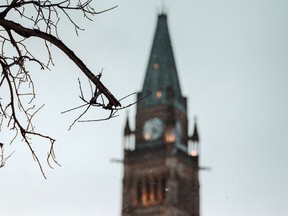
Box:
xmin=0 ymin=18 xmax=121 ymax=107
xmin=0 ymin=1 xmax=122 ymax=177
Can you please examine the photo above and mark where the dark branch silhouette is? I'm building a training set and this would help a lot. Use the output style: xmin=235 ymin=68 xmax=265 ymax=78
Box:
xmin=0 ymin=0 xmax=120 ymax=177
xmin=61 ymin=76 xmax=148 ymax=130
xmin=0 ymin=142 xmax=14 ymax=168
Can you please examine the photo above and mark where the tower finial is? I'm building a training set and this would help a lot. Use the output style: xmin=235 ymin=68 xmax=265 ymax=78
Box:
xmin=188 ymin=117 xmax=200 ymax=157
xmin=158 ymin=0 xmax=167 ymax=15
xmin=191 ymin=121 xmax=199 ymax=143
xmin=124 ymin=113 xmax=131 ymax=137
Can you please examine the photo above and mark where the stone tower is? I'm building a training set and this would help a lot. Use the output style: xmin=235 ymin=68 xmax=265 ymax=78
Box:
xmin=122 ymin=14 xmax=200 ymax=216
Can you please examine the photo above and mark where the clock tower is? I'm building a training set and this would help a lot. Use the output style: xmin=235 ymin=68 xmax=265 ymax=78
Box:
xmin=122 ymin=14 xmax=200 ymax=216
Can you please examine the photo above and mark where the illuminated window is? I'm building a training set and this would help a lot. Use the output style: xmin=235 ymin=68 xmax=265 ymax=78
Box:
xmin=156 ymin=90 xmax=162 ymax=98
xmin=144 ymin=133 xmax=152 ymax=141
xmin=191 ymin=150 xmax=198 ymax=157
xmin=189 ymin=142 xmax=198 ymax=157
xmin=164 ymin=127 xmax=176 ymax=143
xmin=135 ymin=177 xmax=163 ymax=206
xmin=153 ymin=63 xmax=159 ymax=71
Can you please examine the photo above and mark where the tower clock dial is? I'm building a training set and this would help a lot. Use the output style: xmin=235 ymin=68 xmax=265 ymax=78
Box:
xmin=143 ymin=117 xmax=164 ymax=141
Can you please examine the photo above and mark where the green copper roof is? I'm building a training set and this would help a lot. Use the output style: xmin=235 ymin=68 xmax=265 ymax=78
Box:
xmin=138 ymin=14 xmax=186 ymax=113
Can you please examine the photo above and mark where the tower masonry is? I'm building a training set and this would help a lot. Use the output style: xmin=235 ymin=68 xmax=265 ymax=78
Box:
xmin=122 ymin=14 xmax=200 ymax=216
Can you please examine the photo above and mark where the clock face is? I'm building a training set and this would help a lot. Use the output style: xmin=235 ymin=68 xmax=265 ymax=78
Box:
xmin=143 ymin=118 xmax=164 ymax=141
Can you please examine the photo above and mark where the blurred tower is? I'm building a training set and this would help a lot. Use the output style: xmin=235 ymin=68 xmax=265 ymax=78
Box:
xmin=122 ymin=14 xmax=200 ymax=216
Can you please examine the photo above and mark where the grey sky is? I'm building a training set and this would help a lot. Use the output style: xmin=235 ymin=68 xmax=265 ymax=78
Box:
xmin=1 ymin=0 xmax=288 ymax=215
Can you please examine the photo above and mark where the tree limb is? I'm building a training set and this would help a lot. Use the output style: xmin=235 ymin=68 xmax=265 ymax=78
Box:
xmin=0 ymin=18 xmax=121 ymax=107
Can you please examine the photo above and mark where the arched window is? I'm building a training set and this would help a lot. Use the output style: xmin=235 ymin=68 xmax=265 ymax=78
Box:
xmin=135 ymin=176 xmax=166 ymax=206
xmin=137 ymin=180 xmax=142 ymax=204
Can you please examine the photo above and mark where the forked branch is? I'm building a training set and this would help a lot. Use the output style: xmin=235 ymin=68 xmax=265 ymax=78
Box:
xmin=62 ymin=76 xmax=150 ymax=129
xmin=0 ymin=1 xmax=119 ymax=177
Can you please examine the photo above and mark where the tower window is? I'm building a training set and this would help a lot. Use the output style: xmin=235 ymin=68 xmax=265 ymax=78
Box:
xmin=164 ymin=127 xmax=176 ymax=143
xmin=153 ymin=62 xmax=159 ymax=71
xmin=135 ymin=176 xmax=164 ymax=206
xmin=156 ymin=90 xmax=162 ymax=98
xmin=189 ymin=142 xmax=198 ymax=157
xmin=191 ymin=150 xmax=198 ymax=157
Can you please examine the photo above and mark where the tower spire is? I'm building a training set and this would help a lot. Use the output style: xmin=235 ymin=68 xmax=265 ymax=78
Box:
xmin=121 ymin=14 xmax=200 ymax=216
xmin=189 ymin=119 xmax=200 ymax=157
xmin=191 ymin=121 xmax=199 ymax=143
xmin=137 ymin=14 xmax=186 ymax=113
xmin=124 ymin=115 xmax=131 ymax=137
xmin=123 ymin=114 xmax=134 ymax=150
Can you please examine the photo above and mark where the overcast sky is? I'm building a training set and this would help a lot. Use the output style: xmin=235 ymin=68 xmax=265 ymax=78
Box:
xmin=1 ymin=0 xmax=288 ymax=216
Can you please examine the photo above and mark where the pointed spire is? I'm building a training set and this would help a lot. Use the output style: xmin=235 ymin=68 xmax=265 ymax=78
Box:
xmin=123 ymin=114 xmax=135 ymax=151
xmin=137 ymin=14 xmax=186 ymax=113
xmin=191 ymin=122 xmax=199 ymax=143
xmin=188 ymin=118 xmax=200 ymax=157
xmin=124 ymin=115 xmax=131 ymax=137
